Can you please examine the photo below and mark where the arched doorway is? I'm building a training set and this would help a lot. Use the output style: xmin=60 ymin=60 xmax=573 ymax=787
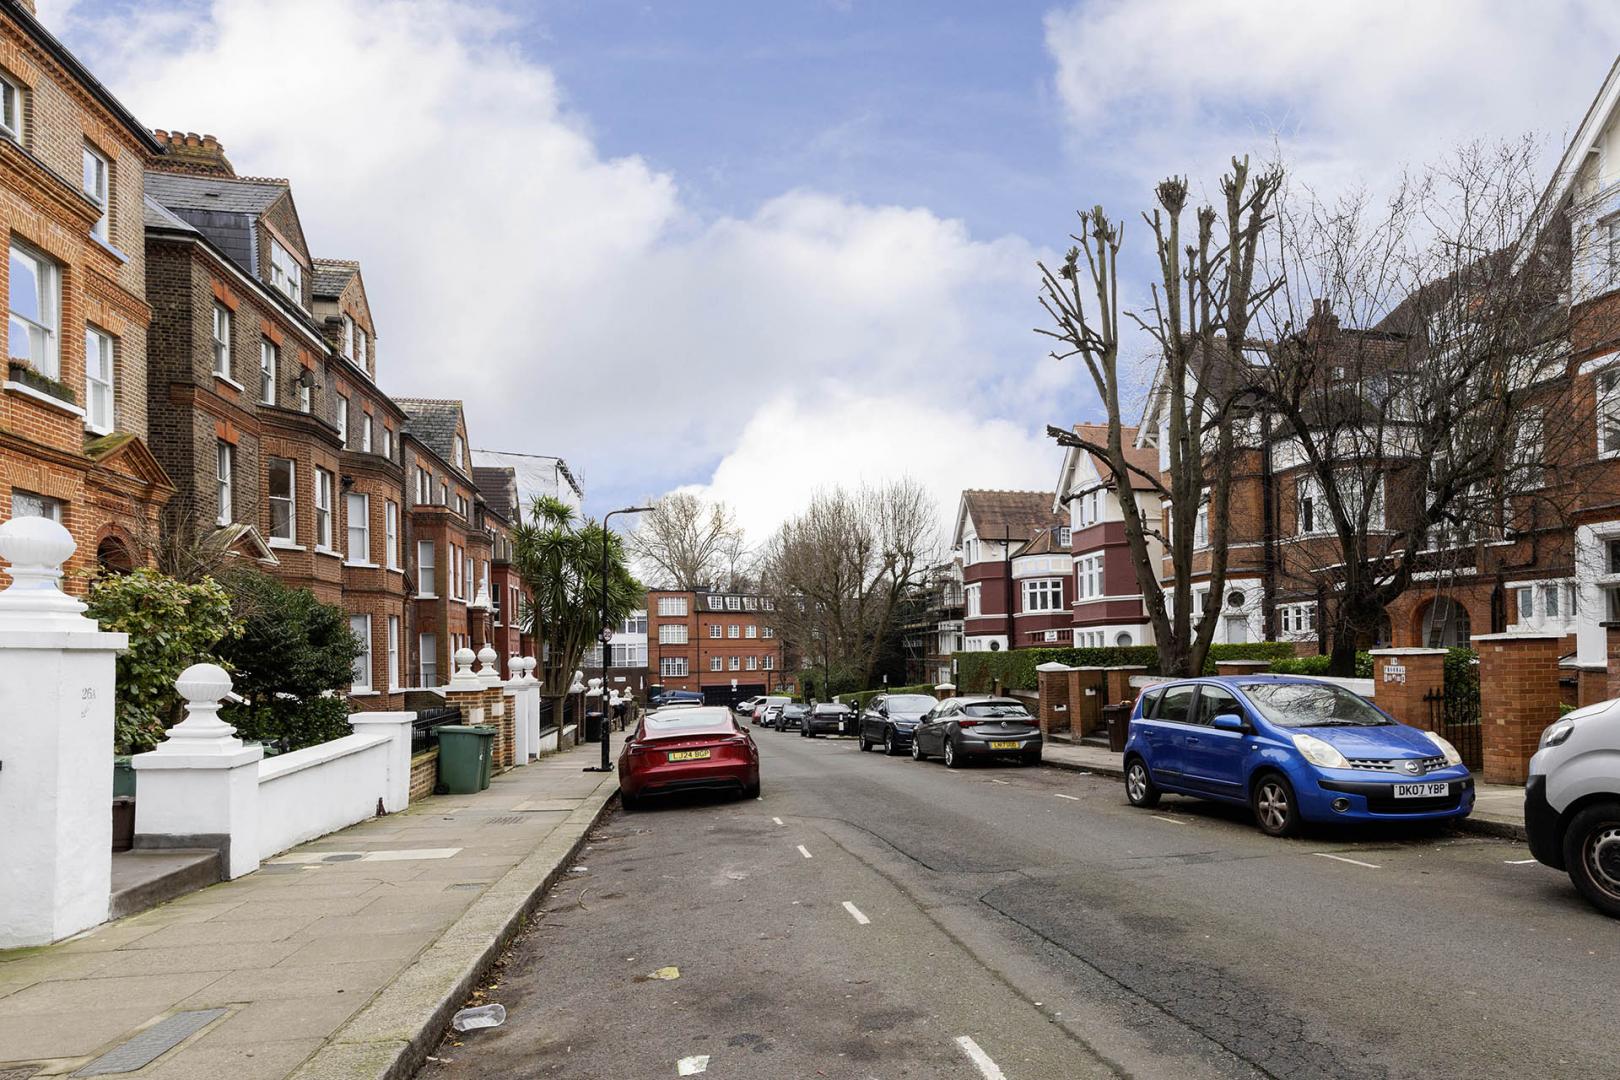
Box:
xmin=97 ymin=536 xmax=134 ymax=576
xmin=1418 ymin=597 xmax=1470 ymax=648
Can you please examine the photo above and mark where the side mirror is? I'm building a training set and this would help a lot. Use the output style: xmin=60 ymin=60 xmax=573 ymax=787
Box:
xmin=1212 ymin=713 xmax=1247 ymax=733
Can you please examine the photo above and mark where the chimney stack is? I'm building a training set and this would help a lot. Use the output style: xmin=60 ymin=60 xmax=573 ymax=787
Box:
xmin=149 ymin=129 xmax=237 ymax=178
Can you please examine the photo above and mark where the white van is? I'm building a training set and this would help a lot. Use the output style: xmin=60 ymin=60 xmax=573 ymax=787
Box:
xmin=1526 ymin=698 xmax=1620 ymax=918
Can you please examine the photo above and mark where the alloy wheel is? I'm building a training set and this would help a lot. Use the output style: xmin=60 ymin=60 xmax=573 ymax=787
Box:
xmin=885 ymin=732 xmax=896 ymax=756
xmin=1256 ymin=780 xmax=1290 ymax=833
xmin=943 ymin=740 xmax=957 ymax=768
xmin=1127 ymin=764 xmax=1148 ymax=803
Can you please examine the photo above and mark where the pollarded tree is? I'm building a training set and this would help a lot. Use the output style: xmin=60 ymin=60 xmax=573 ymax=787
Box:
xmin=1039 ymin=158 xmax=1283 ymax=676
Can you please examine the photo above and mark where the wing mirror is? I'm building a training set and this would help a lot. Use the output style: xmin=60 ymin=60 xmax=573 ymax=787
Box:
xmin=1213 ymin=713 xmax=1248 ymax=733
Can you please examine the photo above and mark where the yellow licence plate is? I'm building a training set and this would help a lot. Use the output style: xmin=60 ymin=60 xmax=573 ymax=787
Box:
xmin=666 ymin=749 xmax=712 ymax=762
xmin=989 ymin=741 xmax=1022 ymax=751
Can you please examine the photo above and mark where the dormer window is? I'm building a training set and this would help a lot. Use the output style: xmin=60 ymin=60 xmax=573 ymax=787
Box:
xmin=82 ymin=145 xmax=109 ymax=240
xmin=269 ymin=238 xmax=302 ymax=303
xmin=0 ymin=74 xmax=21 ymax=143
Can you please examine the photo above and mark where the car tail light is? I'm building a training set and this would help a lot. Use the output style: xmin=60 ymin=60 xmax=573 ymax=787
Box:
xmin=717 ymin=734 xmax=749 ymax=746
xmin=957 ymin=719 xmax=981 ymax=728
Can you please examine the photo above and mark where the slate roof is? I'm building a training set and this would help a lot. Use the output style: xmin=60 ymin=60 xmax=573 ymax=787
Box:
xmin=473 ymin=466 xmax=517 ymax=521
xmin=961 ymin=490 xmax=1063 ymax=541
xmin=1071 ymin=424 xmax=1160 ymax=490
xmin=397 ymin=398 xmax=464 ymax=466
xmin=144 ymin=172 xmax=287 ymax=214
xmin=312 ymin=259 xmax=359 ymax=299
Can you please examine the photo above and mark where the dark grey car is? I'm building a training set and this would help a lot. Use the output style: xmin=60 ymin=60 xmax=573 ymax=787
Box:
xmin=858 ymin=693 xmax=938 ymax=756
xmin=911 ymin=696 xmax=1042 ymax=768
xmin=802 ymin=702 xmax=853 ymax=737
xmin=776 ymin=702 xmax=811 ymax=732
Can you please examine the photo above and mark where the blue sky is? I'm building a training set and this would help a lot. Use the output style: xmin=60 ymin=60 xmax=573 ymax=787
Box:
xmin=47 ymin=0 xmax=1620 ymax=537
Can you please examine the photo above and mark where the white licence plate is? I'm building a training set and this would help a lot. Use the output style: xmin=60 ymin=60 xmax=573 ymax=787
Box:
xmin=1393 ymin=781 xmax=1450 ymax=799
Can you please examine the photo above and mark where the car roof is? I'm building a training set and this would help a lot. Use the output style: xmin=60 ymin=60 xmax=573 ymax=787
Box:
xmin=957 ymin=695 xmax=1027 ymax=705
xmin=1148 ymin=675 xmax=1338 ymax=691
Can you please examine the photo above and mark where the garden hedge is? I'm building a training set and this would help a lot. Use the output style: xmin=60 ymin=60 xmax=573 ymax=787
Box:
xmin=952 ymin=642 xmax=1298 ymax=693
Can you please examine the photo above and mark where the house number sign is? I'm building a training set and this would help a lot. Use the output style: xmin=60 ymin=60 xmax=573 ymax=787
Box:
xmin=1383 ymin=663 xmax=1406 ymax=684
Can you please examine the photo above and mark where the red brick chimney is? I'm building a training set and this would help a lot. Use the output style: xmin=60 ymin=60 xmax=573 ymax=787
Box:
xmin=150 ymin=130 xmax=237 ymax=178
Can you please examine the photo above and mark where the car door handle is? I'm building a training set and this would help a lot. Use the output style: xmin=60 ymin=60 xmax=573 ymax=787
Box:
xmin=1186 ymin=736 xmax=1200 ymax=745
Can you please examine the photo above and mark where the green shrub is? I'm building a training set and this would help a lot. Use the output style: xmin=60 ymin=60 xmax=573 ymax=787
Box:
xmin=215 ymin=570 xmax=364 ymax=753
xmin=1268 ymin=651 xmax=1373 ymax=677
xmin=85 ymin=569 xmax=240 ymax=754
xmin=1443 ymin=647 xmax=1480 ymax=720
xmin=952 ymin=642 xmax=1299 ymax=692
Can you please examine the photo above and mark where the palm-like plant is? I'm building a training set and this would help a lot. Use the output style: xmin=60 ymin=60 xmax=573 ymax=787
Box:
xmin=510 ymin=495 xmax=642 ymax=708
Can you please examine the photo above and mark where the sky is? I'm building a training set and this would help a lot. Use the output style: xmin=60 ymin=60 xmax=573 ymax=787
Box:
xmin=39 ymin=0 xmax=1620 ymax=542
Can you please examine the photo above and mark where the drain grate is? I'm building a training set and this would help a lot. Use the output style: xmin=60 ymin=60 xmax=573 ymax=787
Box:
xmin=485 ymin=815 xmax=525 ymax=825
xmin=73 ymin=1009 xmax=228 ymax=1075
xmin=1 ymin=1067 xmax=42 ymax=1080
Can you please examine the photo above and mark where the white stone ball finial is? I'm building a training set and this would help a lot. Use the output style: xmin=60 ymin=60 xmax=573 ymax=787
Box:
xmin=477 ymin=644 xmax=501 ymax=687
xmin=151 ymin=662 xmax=242 ymax=753
xmin=0 ymin=515 xmax=94 ymax=630
xmin=448 ymin=646 xmax=483 ymax=691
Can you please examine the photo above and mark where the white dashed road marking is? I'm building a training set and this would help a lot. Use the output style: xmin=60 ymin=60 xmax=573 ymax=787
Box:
xmin=1315 ymin=852 xmax=1381 ymax=869
xmin=1504 ymin=858 xmax=1538 ymax=865
xmin=772 ymin=817 xmax=784 ymax=826
xmin=677 ymin=1054 xmax=710 ymax=1075
xmin=797 ymin=844 xmax=813 ymax=859
xmin=955 ymin=1035 xmax=1008 ymax=1080
xmin=842 ymin=901 xmax=870 ymax=925
xmin=1053 ymin=793 xmax=1080 ymax=801
xmin=989 ymin=778 xmax=1010 ymax=785
xmin=1151 ymin=815 xmax=1188 ymax=825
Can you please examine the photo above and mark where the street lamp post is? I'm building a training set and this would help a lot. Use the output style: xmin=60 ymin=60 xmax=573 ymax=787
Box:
xmin=586 ymin=505 xmax=653 ymax=773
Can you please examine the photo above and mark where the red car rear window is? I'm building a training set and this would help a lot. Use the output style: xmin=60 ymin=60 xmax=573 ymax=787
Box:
xmin=642 ymin=708 xmax=737 ymax=739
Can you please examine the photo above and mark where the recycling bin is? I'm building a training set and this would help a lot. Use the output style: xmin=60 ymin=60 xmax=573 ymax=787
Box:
xmin=1102 ymin=704 xmax=1131 ymax=753
xmin=436 ymin=725 xmax=497 ymax=794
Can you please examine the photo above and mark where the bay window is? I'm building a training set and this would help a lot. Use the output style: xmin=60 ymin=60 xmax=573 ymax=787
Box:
xmin=345 ymin=492 xmax=370 ymax=563
xmin=349 ymin=614 xmax=372 ymax=692
xmin=313 ymin=467 xmax=333 ymax=549
xmin=268 ymin=458 xmax=295 ymax=541
xmin=1022 ymin=577 xmax=1064 ymax=613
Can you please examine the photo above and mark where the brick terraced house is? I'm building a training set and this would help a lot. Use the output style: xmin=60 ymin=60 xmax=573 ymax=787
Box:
xmin=647 ymin=588 xmax=782 ymax=704
xmin=0 ymin=1 xmax=173 ymax=583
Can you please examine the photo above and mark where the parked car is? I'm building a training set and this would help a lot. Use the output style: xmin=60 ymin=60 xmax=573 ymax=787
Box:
xmin=757 ymin=695 xmax=791 ymax=727
xmin=618 ymin=705 xmax=760 ymax=810
xmin=777 ymin=702 xmax=811 ymax=732
xmin=911 ymin=696 xmax=1042 ymax=767
xmin=650 ymin=689 xmax=704 ymax=708
xmin=859 ymin=693 xmax=937 ymax=755
xmin=1527 ymin=697 xmax=1620 ymax=918
xmin=1124 ymin=675 xmax=1474 ymax=837
xmin=734 ymin=696 xmax=760 ymax=718
xmin=802 ymin=702 xmax=853 ymax=737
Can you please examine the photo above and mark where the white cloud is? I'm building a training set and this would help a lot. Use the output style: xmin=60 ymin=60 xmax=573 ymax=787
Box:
xmin=1044 ymin=0 xmax=1620 ymax=195
xmin=677 ymin=390 xmax=1056 ymax=542
xmin=56 ymin=0 xmax=1066 ymax=543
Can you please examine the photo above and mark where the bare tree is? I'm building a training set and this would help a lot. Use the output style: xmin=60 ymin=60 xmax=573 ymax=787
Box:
xmin=625 ymin=493 xmax=746 ymax=592
xmin=1243 ymin=139 xmax=1588 ymax=672
xmin=1039 ymin=157 xmax=1283 ymax=676
xmin=758 ymin=479 xmax=938 ymax=693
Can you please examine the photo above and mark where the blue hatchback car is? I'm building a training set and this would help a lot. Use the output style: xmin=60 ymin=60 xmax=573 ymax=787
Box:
xmin=1123 ymin=675 xmax=1474 ymax=836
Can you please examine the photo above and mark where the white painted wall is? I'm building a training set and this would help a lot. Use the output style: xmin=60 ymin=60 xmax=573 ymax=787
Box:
xmin=256 ymin=732 xmax=395 ymax=862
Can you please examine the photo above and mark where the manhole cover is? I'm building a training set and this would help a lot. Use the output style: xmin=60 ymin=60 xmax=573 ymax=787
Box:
xmin=73 ymin=1009 xmax=228 ymax=1075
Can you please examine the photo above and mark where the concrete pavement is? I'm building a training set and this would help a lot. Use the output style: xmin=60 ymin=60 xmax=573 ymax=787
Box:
xmin=1041 ymin=736 xmax=1530 ymax=840
xmin=0 ymin=740 xmax=617 ymax=1079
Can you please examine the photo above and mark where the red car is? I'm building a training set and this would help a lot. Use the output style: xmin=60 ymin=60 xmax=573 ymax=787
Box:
xmin=618 ymin=706 xmax=761 ymax=810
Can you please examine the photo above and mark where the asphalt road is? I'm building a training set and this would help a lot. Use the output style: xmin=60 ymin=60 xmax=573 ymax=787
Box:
xmin=422 ymin=726 xmax=1618 ymax=1080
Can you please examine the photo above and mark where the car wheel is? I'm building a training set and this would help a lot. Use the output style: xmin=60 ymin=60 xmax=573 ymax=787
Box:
xmin=1124 ymin=757 xmax=1160 ymax=808
xmin=743 ymin=779 xmax=761 ymax=800
xmin=620 ymin=789 xmax=642 ymax=812
xmin=911 ymin=738 xmax=925 ymax=761
xmin=858 ymin=733 xmax=871 ymax=751
xmin=885 ymin=730 xmax=899 ymax=756
xmin=1563 ymin=801 xmax=1620 ymax=918
xmin=943 ymin=738 xmax=962 ymax=769
xmin=1252 ymin=772 xmax=1301 ymax=837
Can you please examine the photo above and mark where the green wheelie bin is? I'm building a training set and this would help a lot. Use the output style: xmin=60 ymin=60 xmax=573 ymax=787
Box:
xmin=436 ymin=725 xmax=497 ymax=794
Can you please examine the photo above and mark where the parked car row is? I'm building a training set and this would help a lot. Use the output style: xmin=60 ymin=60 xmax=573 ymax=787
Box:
xmin=857 ymin=693 xmax=1043 ymax=767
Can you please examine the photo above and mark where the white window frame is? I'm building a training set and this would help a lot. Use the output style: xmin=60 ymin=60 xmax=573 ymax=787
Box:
xmin=709 ymin=623 xmax=722 ymax=639
xmin=385 ymin=500 xmax=400 ymax=569
xmin=350 ymin=614 xmax=372 ymax=692
xmin=1279 ymin=602 xmax=1316 ymax=637
xmin=1076 ymin=554 xmax=1104 ymax=599
xmin=336 ymin=396 xmax=349 ymax=447
xmin=746 ymin=656 xmax=758 ymax=670
xmin=259 ymin=339 xmax=277 ymax=404
xmin=82 ymin=144 xmax=109 ymax=240
xmin=1022 ymin=577 xmax=1064 ymax=613
xmin=342 ymin=314 xmax=354 ymax=358
xmin=9 ymin=242 xmax=59 ymax=378
xmin=745 ymin=625 xmax=758 ymax=639
xmin=1194 ymin=504 xmax=1210 ymax=549
xmin=417 ymin=539 xmax=436 ymax=596
xmin=387 ymin=615 xmax=400 ymax=689
xmin=464 ymin=554 xmax=473 ymax=606
xmin=419 ymin=632 xmax=438 ymax=687
xmin=357 ymin=326 xmax=368 ymax=368
xmin=764 ymin=655 xmax=775 ymax=671
xmin=1076 ymin=489 xmax=1103 ymax=527
xmin=269 ymin=238 xmax=302 ymax=303
xmin=215 ymin=441 xmax=233 ymax=525
xmin=10 ymin=489 xmax=62 ymax=522
xmin=268 ymin=457 xmax=296 ymax=542
xmin=345 ymin=492 xmax=370 ymax=564
xmin=1600 ymin=368 xmax=1620 ymax=459
xmin=728 ymin=624 xmax=740 ymax=639
xmin=763 ymin=626 xmax=775 ymax=639
xmin=382 ymin=426 xmax=393 ymax=460
xmin=710 ymin=655 xmax=723 ymax=672
xmin=660 ymin=624 xmax=689 ymax=645
xmin=84 ymin=326 xmax=114 ymax=434
xmin=0 ymin=74 xmax=21 ymax=143
xmin=729 ymin=656 xmax=740 ymax=671
xmin=211 ymin=304 xmax=231 ymax=376
xmin=965 ymin=583 xmax=982 ymax=618
xmin=657 ymin=596 xmax=689 ymax=617
xmin=313 ymin=467 xmax=334 ymax=550
xmin=660 ymin=657 xmax=689 ymax=678
xmin=361 ymin=413 xmax=372 ymax=453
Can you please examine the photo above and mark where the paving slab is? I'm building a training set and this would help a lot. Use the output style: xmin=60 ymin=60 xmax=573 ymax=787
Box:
xmin=0 ymin=739 xmax=618 ymax=1077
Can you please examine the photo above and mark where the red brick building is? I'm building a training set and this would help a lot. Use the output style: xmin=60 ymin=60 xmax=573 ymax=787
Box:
xmin=0 ymin=1 xmax=173 ymax=584
xmin=952 ymin=490 xmax=1065 ymax=653
xmin=647 ymin=588 xmax=783 ymax=703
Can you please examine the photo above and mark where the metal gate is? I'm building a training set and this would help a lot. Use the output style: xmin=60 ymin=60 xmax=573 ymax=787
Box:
xmin=1423 ymin=686 xmax=1482 ymax=771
